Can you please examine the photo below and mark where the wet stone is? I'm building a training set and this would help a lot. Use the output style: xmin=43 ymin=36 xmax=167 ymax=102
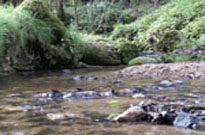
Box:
xmin=157 ymin=80 xmax=186 ymax=88
xmin=158 ymin=80 xmax=175 ymax=87
xmin=18 ymin=105 xmax=38 ymax=110
xmin=112 ymin=80 xmax=122 ymax=86
xmin=111 ymin=103 xmax=205 ymax=130
xmin=46 ymin=112 xmax=75 ymax=121
xmin=112 ymin=106 xmax=148 ymax=122
xmin=173 ymin=112 xmax=199 ymax=129
xmin=10 ymin=94 xmax=23 ymax=98
xmin=33 ymin=87 xmax=148 ymax=102
xmin=67 ymin=91 xmax=98 ymax=100
xmin=0 ymin=131 xmax=24 ymax=135
xmin=51 ymin=90 xmax=64 ymax=100
xmin=62 ymin=69 xmax=72 ymax=74
xmin=73 ymin=75 xmax=86 ymax=81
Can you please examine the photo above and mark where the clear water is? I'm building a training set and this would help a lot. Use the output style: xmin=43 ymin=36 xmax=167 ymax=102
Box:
xmin=0 ymin=67 xmax=204 ymax=135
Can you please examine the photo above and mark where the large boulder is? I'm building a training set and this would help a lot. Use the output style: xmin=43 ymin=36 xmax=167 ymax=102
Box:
xmin=82 ymin=40 xmax=121 ymax=65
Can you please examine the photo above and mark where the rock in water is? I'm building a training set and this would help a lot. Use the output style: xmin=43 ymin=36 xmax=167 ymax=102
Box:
xmin=158 ymin=80 xmax=175 ymax=87
xmin=62 ymin=69 xmax=72 ymax=74
xmin=73 ymin=75 xmax=86 ymax=81
xmin=46 ymin=112 xmax=75 ymax=121
xmin=112 ymin=106 xmax=148 ymax=122
xmin=173 ymin=112 xmax=199 ymax=129
xmin=51 ymin=90 xmax=64 ymax=100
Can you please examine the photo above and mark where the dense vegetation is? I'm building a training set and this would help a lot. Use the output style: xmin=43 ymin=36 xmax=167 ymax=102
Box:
xmin=112 ymin=0 xmax=205 ymax=63
xmin=0 ymin=0 xmax=204 ymax=73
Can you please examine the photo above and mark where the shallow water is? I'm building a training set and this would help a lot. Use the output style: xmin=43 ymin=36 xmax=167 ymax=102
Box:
xmin=0 ymin=67 xmax=205 ymax=135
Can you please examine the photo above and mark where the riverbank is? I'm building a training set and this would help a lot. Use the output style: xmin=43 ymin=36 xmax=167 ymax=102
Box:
xmin=119 ymin=61 xmax=205 ymax=80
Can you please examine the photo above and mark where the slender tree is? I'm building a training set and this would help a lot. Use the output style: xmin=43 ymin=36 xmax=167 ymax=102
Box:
xmin=73 ymin=0 xmax=79 ymax=28
xmin=56 ymin=0 xmax=66 ymax=21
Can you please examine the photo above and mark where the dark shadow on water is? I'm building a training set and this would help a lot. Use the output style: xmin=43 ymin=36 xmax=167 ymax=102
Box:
xmin=34 ymin=128 xmax=56 ymax=135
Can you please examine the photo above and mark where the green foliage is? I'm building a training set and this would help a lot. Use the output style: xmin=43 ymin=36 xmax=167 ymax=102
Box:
xmin=199 ymin=55 xmax=205 ymax=60
xmin=0 ymin=0 xmax=84 ymax=71
xmin=112 ymin=0 xmax=205 ymax=55
xmin=181 ymin=17 xmax=205 ymax=46
xmin=0 ymin=5 xmax=57 ymax=67
xmin=175 ymin=55 xmax=191 ymax=62
xmin=67 ymin=1 xmax=138 ymax=34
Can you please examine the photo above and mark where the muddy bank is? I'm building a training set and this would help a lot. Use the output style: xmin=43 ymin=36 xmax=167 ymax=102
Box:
xmin=119 ymin=62 xmax=205 ymax=80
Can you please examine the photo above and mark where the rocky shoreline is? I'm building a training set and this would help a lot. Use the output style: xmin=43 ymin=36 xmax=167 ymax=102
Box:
xmin=119 ymin=61 xmax=205 ymax=80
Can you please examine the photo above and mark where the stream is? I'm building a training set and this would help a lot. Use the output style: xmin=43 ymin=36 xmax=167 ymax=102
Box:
xmin=0 ymin=66 xmax=205 ymax=135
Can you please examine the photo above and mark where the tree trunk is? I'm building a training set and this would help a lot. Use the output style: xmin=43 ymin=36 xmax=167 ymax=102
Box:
xmin=57 ymin=0 xmax=66 ymax=22
xmin=73 ymin=0 xmax=79 ymax=28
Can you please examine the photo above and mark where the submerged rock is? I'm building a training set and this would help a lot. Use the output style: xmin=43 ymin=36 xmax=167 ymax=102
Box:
xmin=158 ymin=80 xmax=175 ymax=87
xmin=10 ymin=94 xmax=23 ymax=98
xmin=65 ymin=91 xmax=98 ymax=100
xmin=158 ymin=80 xmax=186 ymax=88
xmin=34 ymin=90 xmax=64 ymax=102
xmin=62 ymin=69 xmax=72 ymax=74
xmin=0 ymin=131 xmax=24 ymax=135
xmin=73 ymin=75 xmax=86 ymax=81
xmin=33 ymin=87 xmax=147 ymax=102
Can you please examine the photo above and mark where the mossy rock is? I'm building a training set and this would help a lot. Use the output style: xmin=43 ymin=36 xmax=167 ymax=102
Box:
xmin=15 ymin=0 xmax=66 ymax=42
xmin=128 ymin=57 xmax=157 ymax=66
xmin=115 ymin=39 xmax=139 ymax=64
xmin=82 ymin=41 xmax=121 ymax=65
xmin=0 ymin=2 xmax=83 ymax=72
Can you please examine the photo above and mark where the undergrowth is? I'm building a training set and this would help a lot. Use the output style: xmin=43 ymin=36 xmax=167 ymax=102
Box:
xmin=111 ymin=0 xmax=205 ymax=63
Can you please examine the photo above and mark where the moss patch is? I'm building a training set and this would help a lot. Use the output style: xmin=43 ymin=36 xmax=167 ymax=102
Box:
xmin=128 ymin=57 xmax=157 ymax=66
xmin=82 ymin=40 xmax=121 ymax=65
